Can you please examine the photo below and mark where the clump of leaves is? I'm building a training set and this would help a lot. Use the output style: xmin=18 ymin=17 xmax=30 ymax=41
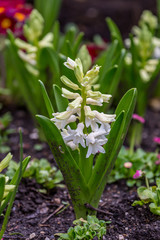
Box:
xmin=132 ymin=178 xmax=160 ymax=215
xmin=56 ymin=215 xmax=109 ymax=240
xmin=0 ymin=112 xmax=13 ymax=154
xmin=107 ymin=147 xmax=160 ymax=187
xmin=6 ymin=158 xmax=64 ymax=191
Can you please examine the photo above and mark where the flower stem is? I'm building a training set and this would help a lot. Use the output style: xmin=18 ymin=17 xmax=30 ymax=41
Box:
xmin=80 ymin=86 xmax=87 ymax=133
xmin=145 ymin=175 xmax=149 ymax=189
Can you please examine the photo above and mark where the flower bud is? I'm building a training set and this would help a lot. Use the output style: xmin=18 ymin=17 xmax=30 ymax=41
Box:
xmin=64 ymin=57 xmax=76 ymax=70
xmin=62 ymin=88 xmax=80 ymax=99
xmin=74 ymin=58 xmax=84 ymax=83
xmin=61 ymin=76 xmax=80 ymax=90
xmin=69 ymin=96 xmax=83 ymax=109
xmin=0 ymin=153 xmax=12 ymax=172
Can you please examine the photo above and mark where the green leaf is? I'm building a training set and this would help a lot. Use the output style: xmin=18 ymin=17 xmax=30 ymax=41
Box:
xmin=39 ymin=47 xmax=60 ymax=86
xmin=149 ymin=203 xmax=160 ymax=215
xmin=53 ymin=21 xmax=60 ymax=51
xmin=0 ymin=156 xmax=30 ymax=215
xmin=98 ymin=40 xmax=119 ymax=83
xmin=132 ymin=200 xmax=144 ymax=206
xmin=53 ymin=84 xmax=69 ymax=112
xmin=35 ymin=0 xmax=62 ymax=35
xmin=0 ymin=175 xmax=5 ymax=204
xmin=88 ymin=111 xmax=125 ymax=203
xmin=39 ymin=80 xmax=54 ymax=118
xmin=115 ymin=88 xmax=137 ymax=128
xmin=106 ymin=17 xmax=123 ymax=48
xmin=107 ymin=49 xmax=126 ymax=97
xmin=89 ymin=88 xmax=137 ymax=207
xmin=36 ymin=115 xmax=90 ymax=212
xmin=7 ymin=33 xmax=38 ymax=116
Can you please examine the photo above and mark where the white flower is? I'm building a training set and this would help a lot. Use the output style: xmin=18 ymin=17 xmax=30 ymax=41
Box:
xmin=63 ymin=123 xmax=85 ymax=148
xmin=18 ymin=50 xmax=37 ymax=65
xmin=93 ymin=111 xmax=116 ymax=123
xmin=64 ymin=57 xmax=76 ymax=70
xmin=39 ymin=33 xmax=53 ymax=48
xmin=62 ymin=88 xmax=80 ymax=99
xmin=86 ymin=98 xmax=103 ymax=106
xmin=85 ymin=126 xmax=108 ymax=158
xmin=61 ymin=76 xmax=80 ymax=90
xmin=139 ymin=69 xmax=150 ymax=82
xmin=69 ymin=96 xmax=83 ymax=109
xmin=52 ymin=114 xmax=77 ymax=129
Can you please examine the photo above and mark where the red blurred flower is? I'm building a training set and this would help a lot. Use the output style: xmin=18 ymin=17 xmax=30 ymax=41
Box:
xmin=0 ymin=0 xmax=32 ymax=35
xmin=0 ymin=0 xmax=25 ymax=9
xmin=87 ymin=44 xmax=106 ymax=62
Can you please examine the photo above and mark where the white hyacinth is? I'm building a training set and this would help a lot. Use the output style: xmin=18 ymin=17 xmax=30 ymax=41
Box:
xmin=51 ymin=57 xmax=116 ymax=158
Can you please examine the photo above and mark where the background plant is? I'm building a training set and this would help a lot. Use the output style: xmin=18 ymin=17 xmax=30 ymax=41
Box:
xmin=107 ymin=146 xmax=160 ymax=187
xmin=0 ymin=130 xmax=30 ymax=238
xmin=0 ymin=111 xmax=13 ymax=154
xmin=6 ymin=158 xmax=64 ymax=192
xmin=56 ymin=215 xmax=109 ymax=240
xmin=133 ymin=176 xmax=160 ymax=216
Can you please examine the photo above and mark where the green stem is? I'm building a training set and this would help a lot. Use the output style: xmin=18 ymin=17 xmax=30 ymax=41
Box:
xmin=80 ymin=86 xmax=86 ymax=126
xmin=145 ymin=175 xmax=149 ymax=189
xmin=129 ymin=124 xmax=136 ymax=155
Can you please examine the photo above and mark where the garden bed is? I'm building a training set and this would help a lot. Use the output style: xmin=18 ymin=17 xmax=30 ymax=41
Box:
xmin=0 ymin=105 xmax=160 ymax=240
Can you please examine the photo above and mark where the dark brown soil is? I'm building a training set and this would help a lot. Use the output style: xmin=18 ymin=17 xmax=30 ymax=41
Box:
xmin=0 ymin=105 xmax=160 ymax=240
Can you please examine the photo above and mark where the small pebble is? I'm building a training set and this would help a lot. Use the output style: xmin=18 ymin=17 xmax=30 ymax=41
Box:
xmin=119 ymin=235 xmax=125 ymax=240
xmin=45 ymin=237 xmax=50 ymax=240
xmin=29 ymin=233 xmax=36 ymax=239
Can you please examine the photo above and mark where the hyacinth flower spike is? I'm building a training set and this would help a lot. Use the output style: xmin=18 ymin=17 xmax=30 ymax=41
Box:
xmin=37 ymin=57 xmax=137 ymax=219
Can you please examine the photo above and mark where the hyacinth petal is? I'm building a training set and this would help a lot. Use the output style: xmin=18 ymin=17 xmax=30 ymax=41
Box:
xmin=54 ymin=110 xmax=73 ymax=120
xmin=66 ymin=141 xmax=77 ymax=150
xmin=87 ymin=90 xmax=101 ymax=99
xmin=69 ymin=97 xmax=83 ymax=109
xmin=64 ymin=57 xmax=76 ymax=70
xmin=62 ymin=88 xmax=80 ymax=99
xmin=86 ymin=98 xmax=102 ymax=106
xmin=93 ymin=111 xmax=116 ymax=123
xmin=61 ymin=76 xmax=80 ymax=90
xmin=86 ymin=145 xmax=93 ymax=158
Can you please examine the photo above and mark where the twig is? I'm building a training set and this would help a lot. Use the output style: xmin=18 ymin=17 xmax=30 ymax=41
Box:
xmin=41 ymin=204 xmax=64 ymax=224
xmin=85 ymin=203 xmax=113 ymax=215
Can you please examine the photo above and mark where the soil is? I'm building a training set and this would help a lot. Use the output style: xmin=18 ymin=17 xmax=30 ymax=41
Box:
xmin=0 ymin=105 xmax=160 ymax=240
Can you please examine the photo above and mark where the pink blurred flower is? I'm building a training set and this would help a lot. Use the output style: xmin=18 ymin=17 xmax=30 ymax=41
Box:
xmin=132 ymin=114 xmax=145 ymax=124
xmin=133 ymin=170 xmax=143 ymax=179
xmin=124 ymin=162 xmax=132 ymax=169
xmin=153 ymin=137 xmax=160 ymax=145
xmin=155 ymin=160 xmax=160 ymax=165
xmin=87 ymin=44 xmax=106 ymax=62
